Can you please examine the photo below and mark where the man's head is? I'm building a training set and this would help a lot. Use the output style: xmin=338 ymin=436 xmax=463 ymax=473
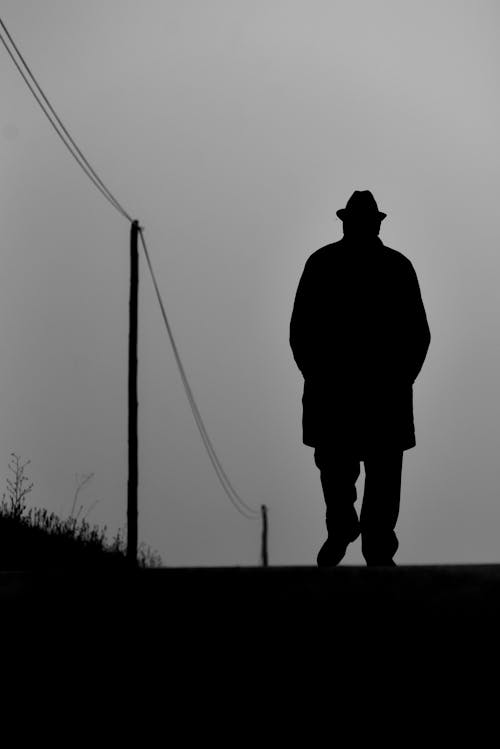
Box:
xmin=336 ymin=190 xmax=386 ymax=240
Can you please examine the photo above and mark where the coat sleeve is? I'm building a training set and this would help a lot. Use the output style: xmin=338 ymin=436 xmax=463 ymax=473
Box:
xmin=402 ymin=261 xmax=431 ymax=384
xmin=289 ymin=257 xmax=319 ymax=378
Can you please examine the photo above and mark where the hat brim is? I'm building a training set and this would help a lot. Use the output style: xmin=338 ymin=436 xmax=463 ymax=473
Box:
xmin=336 ymin=209 xmax=387 ymax=220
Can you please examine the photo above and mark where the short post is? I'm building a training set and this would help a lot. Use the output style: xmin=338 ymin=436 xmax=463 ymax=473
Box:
xmin=127 ymin=220 xmax=139 ymax=566
xmin=261 ymin=504 xmax=268 ymax=567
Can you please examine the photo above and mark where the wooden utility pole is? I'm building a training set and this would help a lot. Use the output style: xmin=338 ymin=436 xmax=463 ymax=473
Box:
xmin=127 ymin=220 xmax=139 ymax=566
xmin=261 ymin=504 xmax=268 ymax=567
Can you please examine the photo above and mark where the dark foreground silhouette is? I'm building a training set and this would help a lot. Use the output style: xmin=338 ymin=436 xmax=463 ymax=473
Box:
xmin=290 ymin=190 xmax=431 ymax=566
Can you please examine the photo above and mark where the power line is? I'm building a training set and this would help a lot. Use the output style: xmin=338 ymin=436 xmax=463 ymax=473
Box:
xmin=139 ymin=228 xmax=259 ymax=519
xmin=0 ymin=17 xmax=132 ymax=223
xmin=1 ymin=15 xmax=260 ymax=521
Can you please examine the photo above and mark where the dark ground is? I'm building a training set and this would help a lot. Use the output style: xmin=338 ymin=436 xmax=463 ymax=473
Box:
xmin=2 ymin=564 xmax=498 ymax=723
xmin=3 ymin=563 xmax=500 ymax=651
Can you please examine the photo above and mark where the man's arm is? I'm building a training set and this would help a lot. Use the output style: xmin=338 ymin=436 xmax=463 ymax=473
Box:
xmin=403 ymin=261 xmax=431 ymax=384
xmin=289 ymin=257 xmax=318 ymax=378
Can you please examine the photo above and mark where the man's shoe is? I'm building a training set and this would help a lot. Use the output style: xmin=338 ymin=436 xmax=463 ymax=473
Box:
xmin=316 ymin=539 xmax=348 ymax=567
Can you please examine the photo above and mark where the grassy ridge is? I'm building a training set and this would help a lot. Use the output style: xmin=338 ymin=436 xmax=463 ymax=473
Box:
xmin=0 ymin=453 xmax=162 ymax=569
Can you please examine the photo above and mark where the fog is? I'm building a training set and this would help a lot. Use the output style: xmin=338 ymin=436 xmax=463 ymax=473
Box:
xmin=1 ymin=0 xmax=499 ymax=564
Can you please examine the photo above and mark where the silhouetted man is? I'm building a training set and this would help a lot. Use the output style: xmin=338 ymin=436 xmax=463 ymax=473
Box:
xmin=289 ymin=190 xmax=431 ymax=566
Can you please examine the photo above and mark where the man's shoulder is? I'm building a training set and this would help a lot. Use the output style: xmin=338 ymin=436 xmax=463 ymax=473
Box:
xmin=305 ymin=241 xmax=342 ymax=264
xmin=303 ymin=240 xmax=415 ymax=275
xmin=380 ymin=243 xmax=412 ymax=264
xmin=380 ymin=244 xmax=417 ymax=276
xmin=306 ymin=241 xmax=412 ymax=262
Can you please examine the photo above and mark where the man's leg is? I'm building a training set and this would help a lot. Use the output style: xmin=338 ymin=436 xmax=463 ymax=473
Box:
xmin=313 ymin=444 xmax=361 ymax=566
xmin=360 ymin=450 xmax=403 ymax=565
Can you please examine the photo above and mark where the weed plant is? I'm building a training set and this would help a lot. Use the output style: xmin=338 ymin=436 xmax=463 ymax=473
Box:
xmin=0 ymin=453 xmax=162 ymax=570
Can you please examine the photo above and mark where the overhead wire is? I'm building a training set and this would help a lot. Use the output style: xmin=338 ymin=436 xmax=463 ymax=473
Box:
xmin=0 ymin=18 xmax=132 ymax=223
xmin=139 ymin=228 xmax=259 ymax=519
xmin=0 ymin=15 xmax=260 ymax=520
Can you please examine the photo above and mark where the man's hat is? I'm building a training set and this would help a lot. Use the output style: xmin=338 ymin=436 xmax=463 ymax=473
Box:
xmin=336 ymin=190 xmax=387 ymax=221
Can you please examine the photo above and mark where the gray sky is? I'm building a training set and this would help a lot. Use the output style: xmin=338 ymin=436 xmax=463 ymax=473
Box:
xmin=1 ymin=0 xmax=499 ymax=565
